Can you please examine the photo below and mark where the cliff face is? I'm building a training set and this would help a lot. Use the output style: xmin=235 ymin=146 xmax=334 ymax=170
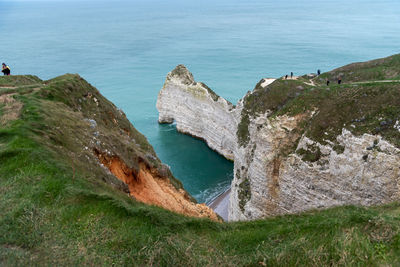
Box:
xmin=157 ymin=54 xmax=400 ymax=221
xmin=157 ymin=65 xmax=239 ymax=160
xmin=230 ymin=115 xmax=400 ymax=220
xmin=0 ymin=74 xmax=218 ymax=221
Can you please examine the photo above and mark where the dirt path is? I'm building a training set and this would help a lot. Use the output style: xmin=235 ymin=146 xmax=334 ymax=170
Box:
xmin=302 ymin=78 xmax=400 ymax=87
xmin=351 ymin=80 xmax=400 ymax=84
xmin=304 ymin=79 xmax=316 ymax=86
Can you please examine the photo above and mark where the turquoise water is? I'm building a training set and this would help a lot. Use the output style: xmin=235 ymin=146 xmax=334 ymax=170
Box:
xmin=1 ymin=0 xmax=399 ymax=203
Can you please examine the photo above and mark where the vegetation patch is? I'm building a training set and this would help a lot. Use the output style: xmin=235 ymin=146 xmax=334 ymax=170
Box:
xmin=238 ymin=56 xmax=400 ymax=155
xmin=199 ymin=82 xmax=220 ymax=102
xmin=317 ymin=54 xmax=400 ymax=84
xmin=0 ymin=75 xmax=42 ymax=87
xmin=240 ymin=82 xmax=400 ymax=153
xmin=333 ymin=144 xmax=345 ymax=154
xmin=237 ymin=79 xmax=313 ymax=147
xmin=237 ymin=112 xmax=250 ymax=147
xmin=296 ymin=144 xmax=322 ymax=163
xmin=169 ymin=64 xmax=195 ymax=85
xmin=0 ymin=94 xmax=23 ymax=126
xmin=238 ymin=178 xmax=251 ymax=212
xmin=243 ymin=79 xmax=312 ymax=118
xmin=305 ymin=83 xmax=400 ymax=148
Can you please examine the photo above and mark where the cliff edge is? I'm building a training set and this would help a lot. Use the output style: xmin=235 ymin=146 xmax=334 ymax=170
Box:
xmin=157 ymin=54 xmax=400 ymax=221
xmin=0 ymin=74 xmax=218 ymax=221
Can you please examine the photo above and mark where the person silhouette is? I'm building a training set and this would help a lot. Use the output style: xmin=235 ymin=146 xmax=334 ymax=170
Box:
xmin=2 ymin=63 xmax=10 ymax=76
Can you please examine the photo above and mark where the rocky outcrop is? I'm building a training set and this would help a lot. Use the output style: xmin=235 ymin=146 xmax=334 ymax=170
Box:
xmin=157 ymin=60 xmax=400 ymax=221
xmin=230 ymin=115 xmax=400 ymax=220
xmin=157 ymin=65 xmax=239 ymax=160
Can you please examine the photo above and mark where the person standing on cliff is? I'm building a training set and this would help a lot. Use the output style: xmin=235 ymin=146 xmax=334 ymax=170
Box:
xmin=1 ymin=63 xmax=10 ymax=76
xmin=290 ymin=72 xmax=293 ymax=79
xmin=338 ymin=77 xmax=342 ymax=84
xmin=326 ymin=79 xmax=330 ymax=86
xmin=317 ymin=69 xmax=321 ymax=76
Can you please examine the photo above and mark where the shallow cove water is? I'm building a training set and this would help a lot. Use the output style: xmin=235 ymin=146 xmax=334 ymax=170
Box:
xmin=1 ymin=0 xmax=399 ymax=203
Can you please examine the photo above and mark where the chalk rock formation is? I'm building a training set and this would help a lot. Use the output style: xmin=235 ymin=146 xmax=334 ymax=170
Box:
xmin=157 ymin=58 xmax=400 ymax=221
xmin=230 ymin=116 xmax=400 ymax=220
xmin=157 ymin=65 xmax=239 ymax=160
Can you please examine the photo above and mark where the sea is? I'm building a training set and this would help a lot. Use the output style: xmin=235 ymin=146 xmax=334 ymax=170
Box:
xmin=1 ymin=0 xmax=399 ymax=203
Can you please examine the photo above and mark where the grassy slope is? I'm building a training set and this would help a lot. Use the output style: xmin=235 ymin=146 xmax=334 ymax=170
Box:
xmin=237 ymin=78 xmax=314 ymax=146
xmin=0 ymin=75 xmax=400 ymax=266
xmin=317 ymin=54 xmax=400 ymax=83
xmin=237 ymin=55 xmax=400 ymax=153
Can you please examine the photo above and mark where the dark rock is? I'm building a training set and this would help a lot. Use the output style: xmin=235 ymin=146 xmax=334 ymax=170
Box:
xmin=158 ymin=164 xmax=171 ymax=177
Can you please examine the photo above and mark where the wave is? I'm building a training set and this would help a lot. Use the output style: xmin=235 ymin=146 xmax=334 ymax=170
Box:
xmin=194 ymin=179 xmax=231 ymax=205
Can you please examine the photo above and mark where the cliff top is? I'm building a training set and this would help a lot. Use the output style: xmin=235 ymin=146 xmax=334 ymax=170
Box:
xmin=318 ymin=53 xmax=400 ymax=83
xmin=168 ymin=64 xmax=195 ymax=85
xmin=167 ymin=64 xmax=222 ymax=102
xmin=237 ymin=54 xmax=400 ymax=150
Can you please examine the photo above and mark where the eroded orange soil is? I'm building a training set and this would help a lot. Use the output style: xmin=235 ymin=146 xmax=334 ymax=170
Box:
xmin=96 ymin=152 xmax=219 ymax=221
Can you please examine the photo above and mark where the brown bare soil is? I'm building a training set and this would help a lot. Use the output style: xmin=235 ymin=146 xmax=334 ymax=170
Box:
xmin=0 ymin=93 xmax=23 ymax=125
xmin=96 ymin=152 xmax=219 ymax=221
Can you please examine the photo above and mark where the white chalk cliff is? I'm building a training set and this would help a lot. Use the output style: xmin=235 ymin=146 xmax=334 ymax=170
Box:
xmin=157 ymin=65 xmax=400 ymax=221
xmin=157 ymin=65 xmax=238 ymax=160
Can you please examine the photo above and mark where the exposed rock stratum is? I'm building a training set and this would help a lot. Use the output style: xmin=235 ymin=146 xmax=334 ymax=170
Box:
xmin=157 ymin=55 xmax=400 ymax=221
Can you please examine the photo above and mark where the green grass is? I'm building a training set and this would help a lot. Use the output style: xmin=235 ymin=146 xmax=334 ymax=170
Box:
xmin=1 ymin=147 xmax=399 ymax=266
xmin=275 ymin=82 xmax=400 ymax=148
xmin=237 ymin=79 xmax=313 ymax=147
xmin=237 ymin=55 xmax=400 ymax=152
xmin=238 ymin=178 xmax=251 ymax=212
xmin=0 ymin=75 xmax=42 ymax=87
xmin=199 ymin=82 xmax=220 ymax=102
xmin=1 ymin=74 xmax=400 ymax=266
xmin=316 ymin=54 xmax=400 ymax=84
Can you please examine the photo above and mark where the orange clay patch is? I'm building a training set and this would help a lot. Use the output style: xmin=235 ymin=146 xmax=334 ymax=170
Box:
xmin=96 ymin=152 xmax=219 ymax=221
